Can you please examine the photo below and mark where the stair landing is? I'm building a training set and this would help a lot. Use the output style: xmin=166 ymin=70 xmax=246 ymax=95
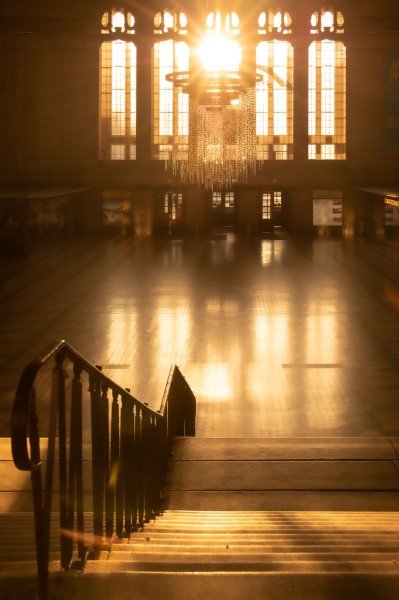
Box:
xmin=165 ymin=437 xmax=399 ymax=511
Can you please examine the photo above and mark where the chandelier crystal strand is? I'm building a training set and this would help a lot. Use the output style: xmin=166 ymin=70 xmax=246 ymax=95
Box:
xmin=169 ymin=86 xmax=259 ymax=191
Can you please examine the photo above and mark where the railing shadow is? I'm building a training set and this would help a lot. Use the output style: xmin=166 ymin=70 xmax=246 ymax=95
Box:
xmin=11 ymin=340 xmax=196 ymax=600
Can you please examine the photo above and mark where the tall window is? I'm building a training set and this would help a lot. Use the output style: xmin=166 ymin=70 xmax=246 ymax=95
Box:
xmin=100 ymin=8 xmax=136 ymax=160
xmin=308 ymin=9 xmax=346 ymax=159
xmin=153 ymin=11 xmax=189 ymax=160
xmin=256 ymin=11 xmax=294 ymax=160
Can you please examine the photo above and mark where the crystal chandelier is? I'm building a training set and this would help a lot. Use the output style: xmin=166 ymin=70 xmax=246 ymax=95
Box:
xmin=165 ymin=11 xmax=263 ymax=191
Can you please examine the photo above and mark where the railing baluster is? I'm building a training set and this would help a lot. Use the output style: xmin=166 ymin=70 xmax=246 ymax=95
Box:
xmin=124 ymin=397 xmax=134 ymax=536
xmin=115 ymin=393 xmax=124 ymax=538
xmin=29 ymin=388 xmax=48 ymax=600
xmin=89 ymin=373 xmax=103 ymax=552
xmin=57 ymin=351 xmax=70 ymax=570
xmin=101 ymin=382 xmax=112 ymax=541
xmin=71 ymin=363 xmax=85 ymax=565
xmin=109 ymin=389 xmax=119 ymax=538
xmin=136 ymin=406 xmax=144 ymax=527
xmin=130 ymin=403 xmax=138 ymax=532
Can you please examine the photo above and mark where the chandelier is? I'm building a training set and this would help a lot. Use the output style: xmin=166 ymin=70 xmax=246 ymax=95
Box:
xmin=165 ymin=11 xmax=264 ymax=191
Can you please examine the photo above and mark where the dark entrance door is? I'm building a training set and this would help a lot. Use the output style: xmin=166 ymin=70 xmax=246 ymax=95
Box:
xmin=260 ymin=191 xmax=283 ymax=232
xmin=209 ymin=191 xmax=236 ymax=229
xmin=155 ymin=191 xmax=184 ymax=235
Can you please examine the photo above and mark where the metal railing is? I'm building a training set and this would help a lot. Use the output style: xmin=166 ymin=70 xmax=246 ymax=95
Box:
xmin=11 ymin=340 xmax=196 ymax=600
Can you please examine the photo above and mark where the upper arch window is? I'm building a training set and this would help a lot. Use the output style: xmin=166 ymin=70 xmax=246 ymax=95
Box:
xmin=101 ymin=8 xmax=135 ymax=35
xmin=310 ymin=8 xmax=344 ymax=34
xmin=258 ymin=10 xmax=292 ymax=35
xmin=206 ymin=11 xmax=240 ymax=35
xmin=308 ymin=8 xmax=346 ymax=160
xmin=154 ymin=10 xmax=187 ymax=34
xmin=99 ymin=7 xmax=137 ymax=161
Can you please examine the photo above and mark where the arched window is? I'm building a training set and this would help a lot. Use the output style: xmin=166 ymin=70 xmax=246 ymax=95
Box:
xmin=308 ymin=8 xmax=346 ymax=159
xmin=153 ymin=10 xmax=189 ymax=160
xmin=99 ymin=7 xmax=136 ymax=160
xmin=256 ymin=10 xmax=294 ymax=159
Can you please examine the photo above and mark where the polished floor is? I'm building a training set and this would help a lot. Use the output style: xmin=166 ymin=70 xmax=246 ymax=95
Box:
xmin=1 ymin=231 xmax=399 ymax=439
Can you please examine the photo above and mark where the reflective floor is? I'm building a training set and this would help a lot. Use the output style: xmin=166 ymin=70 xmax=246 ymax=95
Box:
xmin=1 ymin=231 xmax=399 ymax=438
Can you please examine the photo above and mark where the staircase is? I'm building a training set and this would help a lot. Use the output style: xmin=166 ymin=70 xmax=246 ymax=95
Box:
xmin=2 ymin=436 xmax=399 ymax=599
xmin=88 ymin=509 xmax=399 ymax=573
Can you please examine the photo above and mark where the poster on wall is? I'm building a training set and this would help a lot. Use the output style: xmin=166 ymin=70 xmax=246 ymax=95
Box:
xmin=102 ymin=197 xmax=131 ymax=228
xmin=384 ymin=54 xmax=399 ymax=150
xmin=385 ymin=197 xmax=399 ymax=225
xmin=313 ymin=191 xmax=343 ymax=226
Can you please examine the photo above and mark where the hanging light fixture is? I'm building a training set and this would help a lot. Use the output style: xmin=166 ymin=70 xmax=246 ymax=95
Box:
xmin=165 ymin=10 xmax=263 ymax=191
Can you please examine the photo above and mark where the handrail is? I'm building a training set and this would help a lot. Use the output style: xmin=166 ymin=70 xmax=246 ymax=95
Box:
xmin=11 ymin=340 xmax=196 ymax=600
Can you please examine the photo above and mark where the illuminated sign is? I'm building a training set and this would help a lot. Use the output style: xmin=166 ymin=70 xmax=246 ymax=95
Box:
xmin=385 ymin=197 xmax=399 ymax=208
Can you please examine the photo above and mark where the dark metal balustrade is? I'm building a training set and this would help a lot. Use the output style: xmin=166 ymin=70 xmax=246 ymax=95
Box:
xmin=11 ymin=340 xmax=196 ymax=600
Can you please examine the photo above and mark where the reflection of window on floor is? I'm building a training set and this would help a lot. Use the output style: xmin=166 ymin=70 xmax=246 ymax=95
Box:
xmin=164 ymin=192 xmax=183 ymax=220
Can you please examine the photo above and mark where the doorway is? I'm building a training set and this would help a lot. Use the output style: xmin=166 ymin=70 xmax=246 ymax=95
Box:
xmin=210 ymin=190 xmax=236 ymax=230
xmin=155 ymin=191 xmax=184 ymax=235
xmin=260 ymin=191 xmax=283 ymax=233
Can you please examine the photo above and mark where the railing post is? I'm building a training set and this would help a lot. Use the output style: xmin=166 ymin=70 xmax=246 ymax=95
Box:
xmin=56 ymin=350 xmax=70 ymax=570
xmin=109 ymin=389 xmax=120 ymax=538
xmin=68 ymin=362 xmax=85 ymax=565
xmin=29 ymin=389 xmax=48 ymax=600
xmin=135 ymin=406 xmax=144 ymax=527
xmin=130 ymin=403 xmax=138 ymax=532
xmin=115 ymin=394 xmax=124 ymax=537
xmin=89 ymin=372 xmax=104 ymax=553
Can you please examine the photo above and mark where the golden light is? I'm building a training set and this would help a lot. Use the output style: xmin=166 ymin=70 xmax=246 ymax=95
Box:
xmin=197 ymin=35 xmax=241 ymax=72
xmin=165 ymin=10 xmax=263 ymax=190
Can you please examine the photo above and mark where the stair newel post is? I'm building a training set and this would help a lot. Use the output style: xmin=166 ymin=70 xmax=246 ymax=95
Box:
xmin=89 ymin=370 xmax=104 ymax=551
xmin=56 ymin=351 xmax=70 ymax=570
xmin=113 ymin=391 xmax=124 ymax=538
xmin=107 ymin=388 xmax=119 ymax=539
xmin=154 ymin=414 xmax=163 ymax=515
xmin=70 ymin=361 xmax=85 ymax=565
xmin=178 ymin=368 xmax=196 ymax=437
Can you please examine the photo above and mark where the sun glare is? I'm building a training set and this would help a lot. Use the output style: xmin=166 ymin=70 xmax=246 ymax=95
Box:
xmin=198 ymin=36 xmax=241 ymax=71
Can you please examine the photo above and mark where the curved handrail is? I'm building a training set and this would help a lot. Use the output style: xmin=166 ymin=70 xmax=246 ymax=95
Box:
xmin=11 ymin=339 xmax=166 ymax=470
xmin=11 ymin=339 xmax=196 ymax=600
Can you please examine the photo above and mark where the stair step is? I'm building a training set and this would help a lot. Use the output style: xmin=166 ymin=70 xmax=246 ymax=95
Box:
xmin=85 ymin=559 xmax=399 ymax=574
xmin=112 ymin=539 xmax=399 ymax=553
xmin=107 ymin=550 xmax=399 ymax=560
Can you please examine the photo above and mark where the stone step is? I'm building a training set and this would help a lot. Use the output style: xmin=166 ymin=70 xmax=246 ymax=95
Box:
xmin=85 ymin=559 xmax=399 ymax=574
xmin=171 ymin=437 xmax=399 ymax=461
xmin=107 ymin=549 xmax=399 ymax=561
xmin=3 ymin=571 xmax=399 ymax=600
xmin=164 ymin=490 xmax=399 ymax=511
xmin=111 ymin=543 xmax=399 ymax=553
